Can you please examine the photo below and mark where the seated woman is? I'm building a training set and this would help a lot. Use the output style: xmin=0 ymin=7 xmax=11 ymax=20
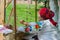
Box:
xmin=37 ymin=8 xmax=60 ymax=40
xmin=18 ymin=8 xmax=60 ymax=40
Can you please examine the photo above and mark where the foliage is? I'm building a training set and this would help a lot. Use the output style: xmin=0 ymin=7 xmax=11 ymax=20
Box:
xmin=6 ymin=4 xmax=44 ymax=26
xmin=38 ymin=0 xmax=46 ymax=3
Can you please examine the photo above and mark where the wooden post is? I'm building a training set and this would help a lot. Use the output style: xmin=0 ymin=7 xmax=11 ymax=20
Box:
xmin=0 ymin=0 xmax=4 ymax=25
xmin=4 ymin=0 xmax=6 ymax=23
xmin=35 ymin=0 xmax=37 ymax=22
xmin=14 ymin=0 xmax=17 ymax=40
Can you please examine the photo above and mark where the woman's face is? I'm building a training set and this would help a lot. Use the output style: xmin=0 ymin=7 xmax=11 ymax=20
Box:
xmin=38 ymin=14 xmax=43 ymax=21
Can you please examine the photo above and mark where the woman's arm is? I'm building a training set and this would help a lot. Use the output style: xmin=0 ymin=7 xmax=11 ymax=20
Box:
xmin=20 ymin=20 xmax=30 ymax=26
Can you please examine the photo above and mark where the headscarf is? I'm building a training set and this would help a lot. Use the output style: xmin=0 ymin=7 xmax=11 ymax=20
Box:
xmin=38 ymin=8 xmax=57 ymax=26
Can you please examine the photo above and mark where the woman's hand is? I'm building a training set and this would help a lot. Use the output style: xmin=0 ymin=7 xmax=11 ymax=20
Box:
xmin=23 ymin=22 xmax=29 ymax=26
xmin=20 ymin=20 xmax=29 ymax=26
xmin=20 ymin=20 xmax=25 ymax=24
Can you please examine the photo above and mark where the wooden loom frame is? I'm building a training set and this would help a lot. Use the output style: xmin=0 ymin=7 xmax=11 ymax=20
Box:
xmin=4 ymin=0 xmax=37 ymax=40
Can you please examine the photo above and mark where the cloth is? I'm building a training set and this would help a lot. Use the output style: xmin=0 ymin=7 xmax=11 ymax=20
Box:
xmin=0 ymin=25 xmax=13 ymax=34
xmin=17 ymin=26 xmax=25 ymax=32
xmin=17 ymin=22 xmax=43 ymax=33
xmin=38 ymin=8 xmax=54 ymax=19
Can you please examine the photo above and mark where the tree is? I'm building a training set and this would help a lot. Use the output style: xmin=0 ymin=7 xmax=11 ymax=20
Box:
xmin=49 ymin=0 xmax=59 ymax=22
xmin=49 ymin=0 xmax=59 ymax=30
xmin=58 ymin=0 xmax=60 ymax=31
xmin=38 ymin=0 xmax=46 ymax=3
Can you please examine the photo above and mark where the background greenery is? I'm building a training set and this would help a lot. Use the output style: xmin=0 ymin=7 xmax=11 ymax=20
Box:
xmin=6 ymin=4 xmax=44 ymax=26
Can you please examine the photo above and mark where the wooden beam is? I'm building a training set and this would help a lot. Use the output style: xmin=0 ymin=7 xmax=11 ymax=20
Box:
xmin=14 ymin=0 xmax=17 ymax=40
xmin=0 ymin=0 xmax=4 ymax=25
xmin=4 ymin=0 xmax=6 ymax=23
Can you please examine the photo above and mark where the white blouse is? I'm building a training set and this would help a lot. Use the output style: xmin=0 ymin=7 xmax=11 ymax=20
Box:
xmin=17 ymin=19 xmax=60 ymax=40
xmin=38 ymin=19 xmax=60 ymax=40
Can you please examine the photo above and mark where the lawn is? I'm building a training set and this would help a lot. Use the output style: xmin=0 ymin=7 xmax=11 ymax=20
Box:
xmin=6 ymin=4 xmax=44 ymax=26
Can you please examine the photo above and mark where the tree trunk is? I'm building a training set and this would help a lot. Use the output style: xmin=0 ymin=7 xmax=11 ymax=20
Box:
xmin=49 ymin=0 xmax=60 ymax=30
xmin=58 ymin=0 xmax=60 ymax=31
xmin=49 ymin=0 xmax=59 ymax=22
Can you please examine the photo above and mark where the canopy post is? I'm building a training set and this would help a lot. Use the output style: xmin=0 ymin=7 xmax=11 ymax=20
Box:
xmin=14 ymin=0 xmax=17 ymax=40
xmin=35 ymin=0 xmax=37 ymax=22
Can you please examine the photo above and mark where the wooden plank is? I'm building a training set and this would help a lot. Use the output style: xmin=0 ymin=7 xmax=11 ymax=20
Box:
xmin=0 ymin=0 xmax=4 ymax=25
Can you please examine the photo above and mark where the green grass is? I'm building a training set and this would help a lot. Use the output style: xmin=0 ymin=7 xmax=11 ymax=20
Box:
xmin=6 ymin=4 xmax=44 ymax=26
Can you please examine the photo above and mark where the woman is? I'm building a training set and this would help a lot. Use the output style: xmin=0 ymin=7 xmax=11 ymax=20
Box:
xmin=38 ymin=8 xmax=60 ymax=40
xmin=19 ymin=8 xmax=60 ymax=40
